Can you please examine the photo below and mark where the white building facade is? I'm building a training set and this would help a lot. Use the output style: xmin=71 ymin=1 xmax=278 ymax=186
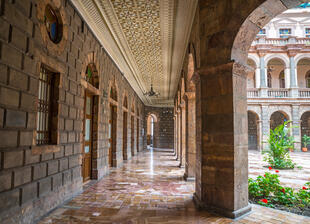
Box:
xmin=247 ymin=5 xmax=310 ymax=151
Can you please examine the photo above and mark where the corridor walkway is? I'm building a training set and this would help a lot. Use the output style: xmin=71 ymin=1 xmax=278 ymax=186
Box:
xmin=40 ymin=149 xmax=310 ymax=223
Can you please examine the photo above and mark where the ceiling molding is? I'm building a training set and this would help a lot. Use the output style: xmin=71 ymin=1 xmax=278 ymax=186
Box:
xmin=71 ymin=0 xmax=197 ymax=106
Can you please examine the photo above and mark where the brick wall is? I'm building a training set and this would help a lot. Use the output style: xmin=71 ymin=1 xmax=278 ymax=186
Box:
xmin=144 ymin=107 xmax=174 ymax=149
xmin=0 ymin=0 xmax=144 ymax=223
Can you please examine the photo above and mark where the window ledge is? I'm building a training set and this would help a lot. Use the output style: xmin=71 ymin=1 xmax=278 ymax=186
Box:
xmin=31 ymin=145 xmax=61 ymax=155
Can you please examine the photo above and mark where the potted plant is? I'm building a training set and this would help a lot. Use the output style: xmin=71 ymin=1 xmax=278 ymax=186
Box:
xmin=302 ymin=135 xmax=310 ymax=152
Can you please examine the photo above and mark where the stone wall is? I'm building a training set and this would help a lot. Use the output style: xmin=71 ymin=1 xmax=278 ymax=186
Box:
xmin=144 ymin=107 xmax=174 ymax=149
xmin=0 ymin=0 xmax=144 ymax=223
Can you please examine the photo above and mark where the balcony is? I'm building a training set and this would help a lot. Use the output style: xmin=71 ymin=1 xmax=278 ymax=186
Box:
xmin=251 ymin=37 xmax=310 ymax=46
xmin=247 ymin=88 xmax=310 ymax=99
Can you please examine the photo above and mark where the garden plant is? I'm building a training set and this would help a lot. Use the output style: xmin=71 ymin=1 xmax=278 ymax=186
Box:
xmin=249 ymin=168 xmax=310 ymax=216
xmin=262 ymin=121 xmax=295 ymax=169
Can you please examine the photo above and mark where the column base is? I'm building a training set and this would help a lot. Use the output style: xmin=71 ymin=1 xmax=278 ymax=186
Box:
xmin=178 ymin=163 xmax=185 ymax=168
xmin=183 ymin=173 xmax=195 ymax=181
xmin=193 ymin=193 xmax=252 ymax=219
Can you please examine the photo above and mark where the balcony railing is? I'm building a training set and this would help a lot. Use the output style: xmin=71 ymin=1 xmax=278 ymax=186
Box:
xmin=267 ymin=89 xmax=288 ymax=98
xmin=247 ymin=88 xmax=310 ymax=98
xmin=299 ymin=89 xmax=310 ymax=97
xmin=251 ymin=37 xmax=310 ymax=46
xmin=247 ymin=88 xmax=259 ymax=98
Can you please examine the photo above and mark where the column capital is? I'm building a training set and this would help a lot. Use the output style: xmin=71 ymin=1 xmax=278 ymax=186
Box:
xmin=257 ymin=51 xmax=266 ymax=57
xmin=287 ymin=51 xmax=297 ymax=57
xmin=184 ymin=92 xmax=196 ymax=100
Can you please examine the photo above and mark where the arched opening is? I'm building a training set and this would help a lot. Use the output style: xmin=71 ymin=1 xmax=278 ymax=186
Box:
xmin=267 ymin=58 xmax=286 ymax=88
xmin=136 ymin=109 xmax=140 ymax=152
xmin=301 ymin=111 xmax=310 ymax=150
xmin=82 ymin=63 xmax=100 ymax=182
xmin=147 ymin=114 xmax=157 ymax=147
xmin=270 ymin=111 xmax=289 ymax=130
xmin=297 ymin=58 xmax=310 ymax=88
xmin=131 ymin=102 xmax=135 ymax=156
xmin=109 ymin=84 xmax=118 ymax=167
xmin=123 ymin=95 xmax=128 ymax=160
xmin=247 ymin=111 xmax=259 ymax=150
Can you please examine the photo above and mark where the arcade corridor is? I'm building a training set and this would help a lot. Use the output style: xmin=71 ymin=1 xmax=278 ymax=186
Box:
xmin=39 ymin=148 xmax=310 ymax=223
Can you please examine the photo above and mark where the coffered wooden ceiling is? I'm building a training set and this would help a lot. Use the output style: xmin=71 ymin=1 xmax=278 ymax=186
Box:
xmin=71 ymin=0 xmax=197 ymax=107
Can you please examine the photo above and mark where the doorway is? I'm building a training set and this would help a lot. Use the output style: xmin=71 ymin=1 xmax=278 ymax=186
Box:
xmin=131 ymin=115 xmax=135 ymax=156
xmin=123 ymin=111 xmax=128 ymax=160
xmin=83 ymin=91 xmax=93 ymax=181
xmin=136 ymin=118 xmax=139 ymax=152
xmin=109 ymin=104 xmax=117 ymax=167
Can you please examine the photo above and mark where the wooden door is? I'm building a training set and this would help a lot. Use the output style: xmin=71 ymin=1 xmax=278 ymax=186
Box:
xmin=83 ymin=91 xmax=92 ymax=182
xmin=109 ymin=105 xmax=113 ymax=167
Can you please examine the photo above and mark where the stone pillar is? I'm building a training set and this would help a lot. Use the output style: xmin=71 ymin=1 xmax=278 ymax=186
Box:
xmin=183 ymin=92 xmax=196 ymax=181
xmin=292 ymin=105 xmax=301 ymax=151
xmin=289 ymin=55 xmax=299 ymax=98
xmin=259 ymin=54 xmax=268 ymax=97
xmin=177 ymin=109 xmax=181 ymax=162
xmin=261 ymin=105 xmax=270 ymax=150
xmin=255 ymin=68 xmax=260 ymax=88
xmin=179 ymin=103 xmax=186 ymax=168
xmin=174 ymin=114 xmax=177 ymax=156
xmin=193 ymin=62 xmax=251 ymax=218
xmin=259 ymin=55 xmax=267 ymax=88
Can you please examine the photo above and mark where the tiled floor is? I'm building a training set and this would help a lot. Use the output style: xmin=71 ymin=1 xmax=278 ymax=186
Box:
xmin=39 ymin=148 xmax=310 ymax=224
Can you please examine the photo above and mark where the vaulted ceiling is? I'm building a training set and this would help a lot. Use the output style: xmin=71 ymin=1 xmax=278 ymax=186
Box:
xmin=71 ymin=0 xmax=197 ymax=107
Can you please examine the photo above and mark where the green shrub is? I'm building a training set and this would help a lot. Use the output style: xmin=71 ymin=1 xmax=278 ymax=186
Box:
xmin=262 ymin=121 xmax=295 ymax=169
xmin=249 ymin=170 xmax=310 ymax=211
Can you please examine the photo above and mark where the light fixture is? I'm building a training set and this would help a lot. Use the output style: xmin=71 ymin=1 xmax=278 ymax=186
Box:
xmin=144 ymin=83 xmax=160 ymax=97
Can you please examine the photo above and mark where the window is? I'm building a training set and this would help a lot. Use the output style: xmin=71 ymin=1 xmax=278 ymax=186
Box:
xmin=44 ymin=4 xmax=63 ymax=44
xmin=267 ymin=72 xmax=272 ymax=88
xmin=258 ymin=29 xmax=266 ymax=35
xmin=306 ymin=71 xmax=310 ymax=88
xmin=279 ymin=28 xmax=291 ymax=38
xmin=306 ymin=28 xmax=310 ymax=38
xmin=36 ymin=65 xmax=59 ymax=145
xmin=279 ymin=70 xmax=285 ymax=88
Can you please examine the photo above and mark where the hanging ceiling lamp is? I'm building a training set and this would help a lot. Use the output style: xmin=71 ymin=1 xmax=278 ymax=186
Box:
xmin=144 ymin=83 xmax=160 ymax=97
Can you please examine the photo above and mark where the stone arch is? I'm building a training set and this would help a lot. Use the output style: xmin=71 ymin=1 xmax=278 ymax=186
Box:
xmin=123 ymin=92 xmax=128 ymax=109
xmin=108 ymin=80 xmax=118 ymax=102
xmin=146 ymin=112 xmax=159 ymax=147
xmin=268 ymin=107 xmax=291 ymax=121
xmin=294 ymin=53 xmax=310 ymax=66
xmin=265 ymin=55 xmax=290 ymax=68
xmin=248 ymin=54 xmax=259 ymax=68
xmin=81 ymin=52 xmax=100 ymax=87
xmin=270 ymin=111 xmax=290 ymax=130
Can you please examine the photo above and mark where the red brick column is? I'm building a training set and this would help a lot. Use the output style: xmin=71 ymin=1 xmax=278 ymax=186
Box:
xmin=193 ymin=62 xmax=251 ymax=218
xmin=184 ymin=92 xmax=196 ymax=181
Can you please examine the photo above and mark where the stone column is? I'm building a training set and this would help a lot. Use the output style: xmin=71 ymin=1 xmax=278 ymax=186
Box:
xmin=193 ymin=62 xmax=251 ymax=219
xmin=257 ymin=120 xmax=262 ymax=151
xmin=183 ymin=92 xmax=196 ymax=181
xmin=292 ymin=105 xmax=301 ymax=151
xmin=174 ymin=114 xmax=177 ymax=156
xmin=258 ymin=54 xmax=268 ymax=97
xmin=261 ymin=105 xmax=270 ymax=150
xmin=177 ymin=109 xmax=181 ymax=162
xmin=179 ymin=103 xmax=186 ymax=168
xmin=255 ymin=67 xmax=260 ymax=88
xmin=289 ymin=54 xmax=299 ymax=97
